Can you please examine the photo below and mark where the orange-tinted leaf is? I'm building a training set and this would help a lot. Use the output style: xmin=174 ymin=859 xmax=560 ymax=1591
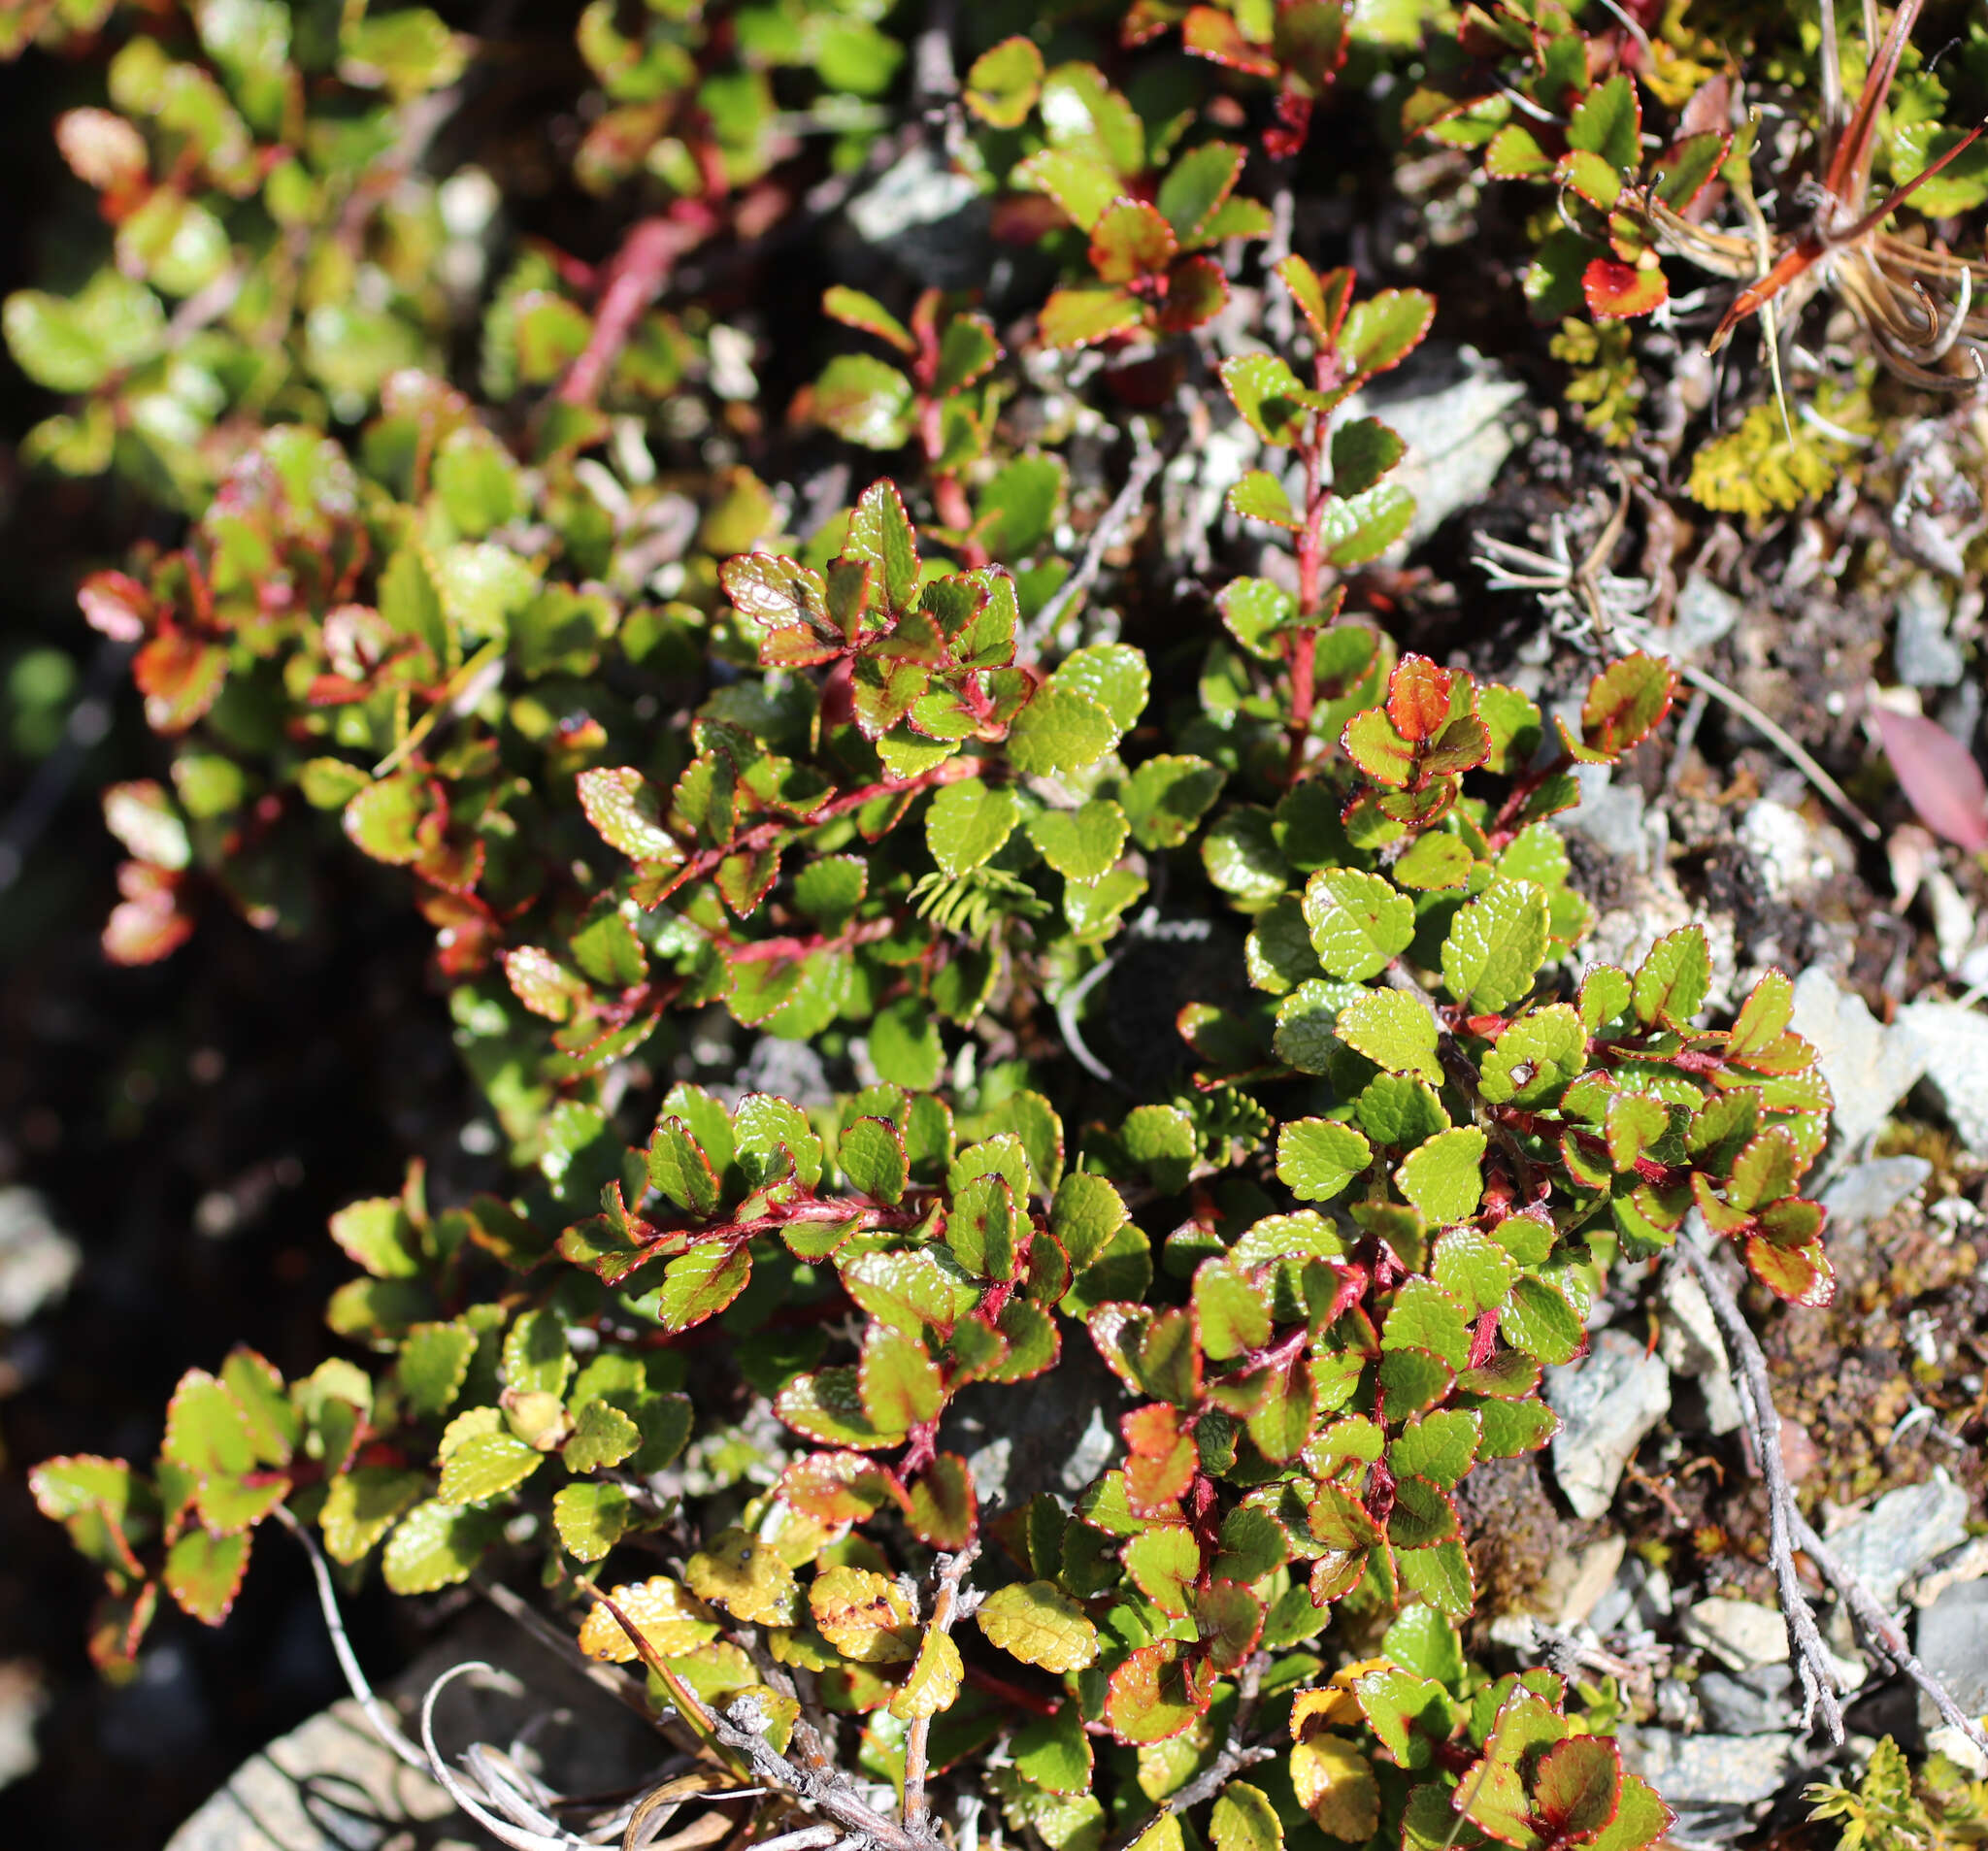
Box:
xmin=1582 ymin=257 xmax=1667 ymax=319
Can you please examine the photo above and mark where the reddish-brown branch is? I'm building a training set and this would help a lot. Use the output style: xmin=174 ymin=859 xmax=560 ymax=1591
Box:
xmin=559 ymin=200 xmax=720 ymax=407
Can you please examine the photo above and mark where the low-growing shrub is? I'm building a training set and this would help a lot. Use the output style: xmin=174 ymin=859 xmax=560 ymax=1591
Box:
xmin=11 ymin=3 xmax=1857 ymax=1848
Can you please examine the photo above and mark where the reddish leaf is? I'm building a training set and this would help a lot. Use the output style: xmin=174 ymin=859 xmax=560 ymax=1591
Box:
xmin=907 ymin=1452 xmax=978 ymax=1547
xmin=1579 ymin=652 xmax=1676 ymax=758
xmin=1534 ymin=1734 xmax=1622 ymax=1838
xmin=1872 ymin=706 xmax=1988 ymax=849
xmin=1090 ymin=198 xmax=1177 ymax=284
xmin=1387 ymin=655 xmax=1455 ymax=743
xmin=134 ymin=632 xmax=228 ymax=733
xmin=79 ymin=570 xmax=150 ymax=643
xmin=1183 ymin=6 xmax=1277 ymax=76
xmin=779 ymin=1451 xmax=911 ymax=1522
xmin=1582 ymin=257 xmax=1668 ymax=319
xmin=1104 ymin=1641 xmax=1214 ymax=1742
xmin=103 ymin=861 xmax=193 ymax=965
xmin=1156 ymin=255 xmax=1229 ymax=333
xmin=1743 ymin=1233 xmax=1836 ymax=1307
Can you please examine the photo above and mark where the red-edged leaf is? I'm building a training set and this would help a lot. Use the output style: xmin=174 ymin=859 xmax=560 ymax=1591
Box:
xmin=1183 ymin=6 xmax=1277 ymax=76
xmin=1105 ymin=1641 xmax=1213 ymax=1742
xmin=1387 ymin=655 xmax=1455 ymax=744
xmin=1578 ymin=652 xmax=1676 ymax=758
xmin=1872 ymin=706 xmax=1988 ymax=849
xmin=1582 ymin=257 xmax=1668 ymax=319
xmin=1744 ymin=1234 xmax=1836 ymax=1307
xmin=1534 ymin=1735 xmax=1622 ymax=1838
xmin=1090 ymin=198 xmax=1177 ymax=283
xmin=1156 ymin=254 xmax=1228 ymax=332
xmin=134 ymin=632 xmax=227 ymax=733
xmin=778 ymin=1450 xmax=911 ymax=1522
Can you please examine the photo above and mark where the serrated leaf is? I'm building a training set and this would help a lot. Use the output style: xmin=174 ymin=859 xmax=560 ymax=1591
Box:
xmin=437 ymin=1430 xmax=543 ymax=1504
xmin=1008 ymin=683 xmax=1118 ymax=775
xmin=860 ymin=1325 xmax=945 ymax=1431
xmin=1290 ymin=1732 xmax=1380 ymax=1839
xmin=1632 ymin=925 xmax=1710 ymax=1028
xmin=1029 ymin=800 xmax=1129 ymax=880
xmin=1276 ymin=1117 xmax=1373 ymax=1202
xmin=1038 ymin=284 xmax=1143 ymax=347
xmin=579 ymin=1576 xmax=719 ymax=1661
xmin=562 ymin=1400 xmax=641 ymax=1473
xmin=840 ymin=1116 xmax=910 ymax=1205
xmin=687 ymin=1527 xmax=800 ymax=1625
xmin=811 ymin=1564 xmax=919 ymax=1663
xmin=658 ymin=1243 xmax=753 ymax=1331
xmin=1303 ymin=868 xmax=1414 ymax=979
xmin=1194 ymin=1258 xmax=1271 ymax=1361
xmin=1339 ymin=288 xmax=1436 ymax=380
xmin=648 ymin=1117 xmax=721 ymax=1214
xmin=552 ymin=1482 xmax=630 ymax=1562
xmin=1228 ymin=470 xmax=1299 ymax=528
xmin=398 ymin=1322 xmax=477 ymax=1418
xmin=1014 ymin=1702 xmax=1094 ymax=1795
xmin=977 ymin=1579 xmax=1100 ymax=1671
xmin=164 ymin=1370 xmax=256 ymax=1479
xmin=1478 ymin=1006 xmax=1587 ymax=1106
xmin=965 ymin=35 xmax=1044 ymax=127
xmin=577 ymin=767 xmax=682 ymax=865
xmin=1211 ymin=1782 xmax=1283 ymax=1851
xmin=1394 ymin=1128 xmax=1488 ymax=1226
xmin=1442 ymin=881 xmax=1550 ymax=1014
xmin=1123 ymin=755 xmax=1223 ymax=850
xmin=1535 ymin=1735 xmax=1622 ymax=1838
xmin=382 ymin=1500 xmax=491 ymax=1594
xmin=165 ymin=1527 xmax=250 ymax=1626
xmin=1332 ymin=417 xmax=1407 ymax=498
xmin=320 ymin=1468 xmax=425 ymax=1566
xmin=1220 ymin=352 xmax=1314 ymax=446
xmin=1336 ymin=988 xmax=1442 ymax=1081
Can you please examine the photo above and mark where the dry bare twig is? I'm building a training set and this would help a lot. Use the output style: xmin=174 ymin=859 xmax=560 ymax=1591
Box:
xmin=903 ymin=1541 xmax=982 ymax=1833
xmin=1673 ymin=1236 xmax=1988 ymax=1757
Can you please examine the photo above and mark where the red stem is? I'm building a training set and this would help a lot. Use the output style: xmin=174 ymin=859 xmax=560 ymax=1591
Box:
xmin=560 ymin=200 xmax=719 ymax=407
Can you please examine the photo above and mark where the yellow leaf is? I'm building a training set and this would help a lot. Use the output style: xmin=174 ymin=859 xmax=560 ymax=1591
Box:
xmin=809 ymin=1565 xmax=919 ymax=1664
xmin=1290 ymin=1735 xmax=1379 ymax=1842
xmin=578 ymin=1576 xmax=720 ymax=1663
xmin=686 ymin=1527 xmax=801 ymax=1626
xmin=888 ymin=1628 xmax=963 ymax=1720
xmin=976 ymin=1579 xmax=1100 ymax=1672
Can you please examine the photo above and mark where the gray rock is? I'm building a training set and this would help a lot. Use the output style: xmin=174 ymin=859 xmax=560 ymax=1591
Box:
xmin=1826 ymin=1471 xmax=1971 ymax=1611
xmin=1792 ymin=971 xmax=1930 ymax=1152
xmin=1915 ymin=1574 xmax=1988 ymax=1720
xmin=1622 ymin=1724 xmax=1800 ymax=1805
xmin=1672 ymin=573 xmax=1743 ymax=658
xmin=722 ymin=1036 xmax=833 ymax=1110
xmin=1820 ymin=1157 xmax=1932 ymax=1233
xmin=1568 ymin=763 xmax=1652 ymax=869
xmin=0 ymin=1186 xmax=80 ymax=1325
xmin=1359 ymin=347 xmax=1529 ymax=546
xmin=169 ymin=1608 xmax=663 ymax=1851
xmin=845 ymin=147 xmax=992 ymax=289
xmin=1738 ymin=801 xmax=1855 ymax=903
xmin=1656 ymin=1265 xmax=1742 ymax=1435
xmin=1896 ymin=1001 xmax=1988 ymax=1155
xmin=945 ymin=1336 xmax=1131 ymax=1509
xmin=1896 ymin=575 xmax=1967 ymax=687
xmin=1683 ymin=1598 xmax=1792 ymax=1670
xmin=1696 ymin=1667 xmax=1799 ymax=1735
xmin=1546 ymin=1328 xmax=1672 ymax=1520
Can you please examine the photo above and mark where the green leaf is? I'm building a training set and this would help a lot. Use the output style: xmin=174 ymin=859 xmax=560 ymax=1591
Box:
xmin=1431 ymin=1228 xmax=1517 ymax=1318
xmin=870 ymin=999 xmax=945 ymax=1091
xmin=398 ymin=1323 xmax=477 ymax=1418
xmin=1055 ymin=644 xmax=1148 ymax=732
xmin=1383 ymin=1278 xmax=1473 ymax=1369
xmin=1089 ymin=198 xmax=1176 ymax=283
xmin=504 ymin=1308 xmax=571 ymax=1397
xmin=977 ymin=1580 xmax=1099 ymax=1671
xmin=1441 ymin=881 xmax=1550 ymax=1013
xmin=1194 ymin=1258 xmax=1272 ymax=1361
xmin=1013 ymin=1702 xmax=1094 ymax=1796
xmin=1478 ymin=1006 xmax=1587 ymax=1106
xmin=329 ymin=1196 xmax=421 ymax=1279
xmin=1394 ymin=1128 xmax=1488 ymax=1225
xmin=1568 ymin=72 xmax=1640 ymax=168
xmin=552 ymin=1482 xmax=631 ymax=1562
xmin=977 ymin=452 xmax=1066 ymax=556
xmin=816 ymin=353 xmax=915 ymax=449
xmin=1355 ymin=1074 xmax=1449 ymax=1148
xmin=839 ymin=1117 xmax=910 ymax=1206
xmin=1123 ymin=755 xmax=1223 ymax=850
xmin=1219 ymin=352 xmax=1315 ymax=446
xmin=1335 ymin=989 xmax=1441 ymax=1081
xmin=1389 ymin=1410 xmax=1480 ymax=1488
xmin=437 ymin=1431 xmax=543 ymax=1504
xmin=562 ymin=1400 xmax=641 ymax=1473
xmin=4 ymin=271 xmax=162 ymax=392
xmin=795 ymin=855 xmax=868 ymax=924
xmin=658 ymin=1244 xmax=753 ymax=1331
xmin=1498 ymin=1276 xmax=1585 ymax=1365
xmin=844 ymin=479 xmax=921 ymax=614
xmin=1338 ymin=288 xmax=1436 ymax=380
xmin=1303 ymin=869 xmax=1415 ymax=980
xmin=860 ymin=1326 xmax=944 ymax=1430
xmin=1029 ymin=800 xmax=1129 ymax=880
xmin=165 ymin=1527 xmax=251 ymax=1625
xmin=927 ymin=777 xmax=1020 ymax=877
xmin=1159 ymin=142 xmax=1246 ymax=244
xmin=162 ymin=1368 xmax=256 ymax=1481
xmin=1587 ymin=1774 xmax=1671 ymax=1851
xmin=577 ymin=767 xmax=682 ymax=865
xmin=382 ymin=1500 xmax=493 ymax=1594
xmin=1203 ymin=807 xmax=1290 ymax=902
xmin=648 ymin=1117 xmax=721 ymax=1215
xmin=1632 ymin=925 xmax=1711 ymax=1028
xmin=1038 ymin=284 xmax=1143 ymax=347
xmin=1332 ymin=417 xmax=1407 ymax=497
xmin=1050 ymin=1171 xmax=1129 ymax=1268
xmin=320 ymin=1468 xmax=425 ymax=1566
xmin=822 ymin=286 xmax=915 ymax=353
xmin=1320 ymin=484 xmax=1415 ymax=568
xmin=965 ymin=35 xmax=1045 ymax=127
xmin=1008 ymin=683 xmax=1118 ymax=775
xmin=1121 ymin=1104 xmax=1196 ymax=1192
xmin=842 ymin=1248 xmax=970 ymax=1332
xmin=1276 ymin=1118 xmax=1374 ymax=1202
xmin=1535 ymin=1735 xmax=1622 ymax=1839
xmin=1015 ymin=149 xmax=1125 ymax=234
xmin=1227 ymin=470 xmax=1299 ymax=528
